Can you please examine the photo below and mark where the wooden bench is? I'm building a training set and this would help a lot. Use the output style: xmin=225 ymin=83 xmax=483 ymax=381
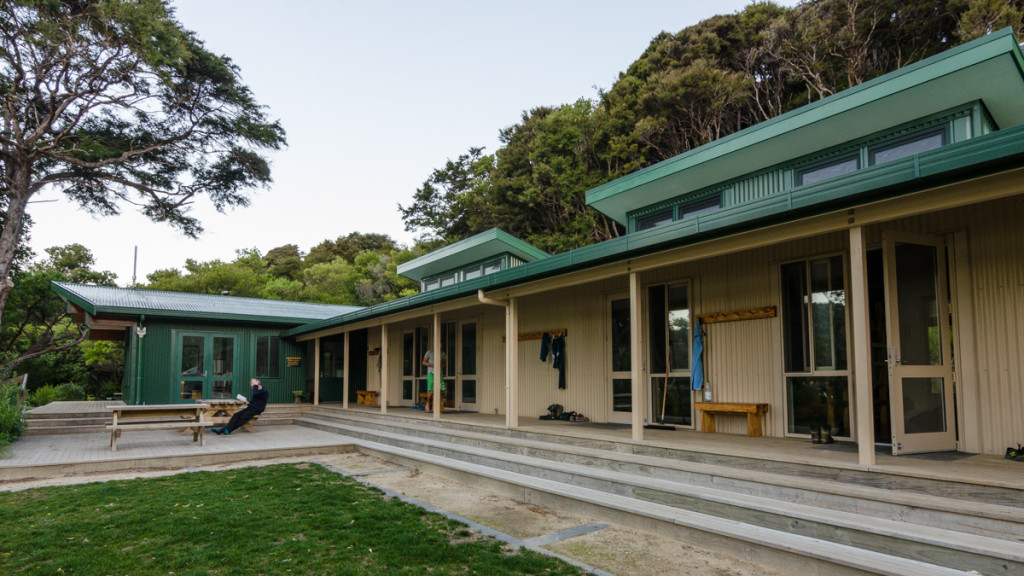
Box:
xmin=694 ymin=402 xmax=769 ymax=437
xmin=106 ymin=421 xmax=216 ymax=451
xmin=356 ymin=390 xmax=378 ymax=405
xmin=418 ymin=392 xmax=444 ymax=411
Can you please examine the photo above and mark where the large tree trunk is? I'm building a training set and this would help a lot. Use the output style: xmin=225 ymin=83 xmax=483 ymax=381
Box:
xmin=0 ymin=160 xmax=33 ymax=328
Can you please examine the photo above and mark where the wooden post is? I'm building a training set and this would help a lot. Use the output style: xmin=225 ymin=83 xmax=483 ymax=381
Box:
xmin=630 ymin=272 xmax=644 ymax=441
xmin=433 ymin=313 xmax=441 ymax=419
xmin=380 ymin=323 xmax=389 ymax=414
xmin=506 ymin=297 xmax=519 ymax=428
xmin=850 ymin=226 xmax=875 ymax=466
xmin=342 ymin=331 xmax=350 ymax=409
xmin=313 ymin=337 xmax=320 ymax=407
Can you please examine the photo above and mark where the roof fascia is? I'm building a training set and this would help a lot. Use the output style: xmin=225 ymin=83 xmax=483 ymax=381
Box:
xmin=287 ymin=122 xmax=1024 ymax=338
xmin=586 ymin=28 xmax=1024 ymax=224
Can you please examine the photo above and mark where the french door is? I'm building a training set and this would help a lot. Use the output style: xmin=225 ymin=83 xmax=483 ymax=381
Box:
xmin=882 ymin=233 xmax=956 ymax=454
xmin=177 ymin=333 xmax=237 ymax=402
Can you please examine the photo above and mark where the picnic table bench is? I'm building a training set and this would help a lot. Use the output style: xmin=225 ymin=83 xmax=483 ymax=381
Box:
xmin=200 ymin=399 xmax=258 ymax=432
xmin=106 ymin=404 xmax=214 ymax=452
xmin=694 ymin=402 xmax=769 ymax=437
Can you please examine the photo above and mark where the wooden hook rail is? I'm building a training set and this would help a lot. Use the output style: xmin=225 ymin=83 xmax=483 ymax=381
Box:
xmin=697 ymin=306 xmax=776 ymax=325
xmin=510 ymin=329 xmax=567 ymax=342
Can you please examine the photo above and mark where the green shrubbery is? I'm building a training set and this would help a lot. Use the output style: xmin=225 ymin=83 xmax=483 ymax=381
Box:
xmin=0 ymin=385 xmax=25 ymax=451
xmin=29 ymin=382 xmax=86 ymax=407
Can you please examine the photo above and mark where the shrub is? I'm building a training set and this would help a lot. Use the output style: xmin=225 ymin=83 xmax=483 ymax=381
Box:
xmin=54 ymin=382 xmax=86 ymax=401
xmin=30 ymin=385 xmax=58 ymax=407
xmin=0 ymin=385 xmax=25 ymax=447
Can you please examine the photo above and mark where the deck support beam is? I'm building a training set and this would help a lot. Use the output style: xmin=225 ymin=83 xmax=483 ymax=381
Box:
xmin=313 ymin=337 xmax=320 ymax=407
xmin=507 ymin=297 xmax=519 ymax=428
xmin=380 ymin=323 xmax=389 ymax=414
xmin=630 ymin=272 xmax=644 ymax=441
xmin=342 ymin=330 xmax=350 ymax=409
xmin=850 ymin=226 xmax=875 ymax=466
xmin=433 ymin=313 xmax=442 ymax=419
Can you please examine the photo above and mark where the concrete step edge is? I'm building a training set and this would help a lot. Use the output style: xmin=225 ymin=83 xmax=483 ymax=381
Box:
xmin=297 ymin=417 xmax=1024 ymax=564
xmin=298 ymin=412 xmax=1024 ymax=523
xmin=343 ymin=434 xmax=977 ymax=576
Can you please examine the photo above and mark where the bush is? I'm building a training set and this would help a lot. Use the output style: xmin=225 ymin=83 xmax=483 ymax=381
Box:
xmin=54 ymin=382 xmax=86 ymax=401
xmin=30 ymin=385 xmax=58 ymax=407
xmin=0 ymin=385 xmax=25 ymax=448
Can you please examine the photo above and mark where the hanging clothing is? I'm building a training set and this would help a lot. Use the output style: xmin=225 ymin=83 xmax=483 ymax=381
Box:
xmin=691 ymin=318 xmax=704 ymax=391
xmin=551 ymin=335 xmax=566 ymax=389
xmin=540 ymin=332 xmax=551 ymax=361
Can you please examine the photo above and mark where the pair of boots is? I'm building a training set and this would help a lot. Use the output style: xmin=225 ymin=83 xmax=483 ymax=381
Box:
xmin=1006 ymin=443 xmax=1024 ymax=461
xmin=810 ymin=424 xmax=834 ymax=444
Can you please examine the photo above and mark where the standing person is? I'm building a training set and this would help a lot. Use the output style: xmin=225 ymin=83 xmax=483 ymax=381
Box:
xmin=422 ymin=349 xmax=446 ymax=410
xmin=212 ymin=378 xmax=268 ymax=435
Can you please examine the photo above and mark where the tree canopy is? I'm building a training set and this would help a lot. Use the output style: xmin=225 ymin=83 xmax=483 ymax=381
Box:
xmin=0 ymin=0 xmax=286 ymax=328
xmin=399 ymin=0 xmax=1024 ymax=253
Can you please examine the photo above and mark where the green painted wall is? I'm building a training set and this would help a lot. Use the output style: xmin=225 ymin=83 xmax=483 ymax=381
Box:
xmin=122 ymin=319 xmax=308 ymax=405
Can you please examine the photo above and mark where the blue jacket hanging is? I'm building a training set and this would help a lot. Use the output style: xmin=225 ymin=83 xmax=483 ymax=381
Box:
xmin=551 ymin=335 xmax=566 ymax=389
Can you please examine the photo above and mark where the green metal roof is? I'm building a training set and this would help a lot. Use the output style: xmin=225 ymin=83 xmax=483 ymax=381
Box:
xmin=587 ymin=28 xmax=1024 ymax=225
xmin=287 ymin=108 xmax=1024 ymax=339
xmin=396 ymin=228 xmax=549 ymax=282
xmin=52 ymin=282 xmax=361 ymax=325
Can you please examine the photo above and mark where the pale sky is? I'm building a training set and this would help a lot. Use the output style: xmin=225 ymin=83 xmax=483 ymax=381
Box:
xmin=26 ymin=0 xmax=800 ymax=286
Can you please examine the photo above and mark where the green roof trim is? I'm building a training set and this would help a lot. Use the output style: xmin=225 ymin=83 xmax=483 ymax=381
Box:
xmin=396 ymin=228 xmax=549 ymax=282
xmin=587 ymin=28 xmax=1024 ymax=225
xmin=286 ymin=121 xmax=1024 ymax=339
xmin=52 ymin=282 xmax=361 ymax=326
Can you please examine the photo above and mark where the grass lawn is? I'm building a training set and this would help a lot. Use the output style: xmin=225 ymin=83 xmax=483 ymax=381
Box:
xmin=0 ymin=462 xmax=587 ymax=575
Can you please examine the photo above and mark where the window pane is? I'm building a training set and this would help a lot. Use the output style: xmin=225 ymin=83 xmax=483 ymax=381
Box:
xmin=483 ymin=259 xmax=502 ymax=275
xmin=781 ymin=262 xmax=809 ymax=372
xmin=402 ymin=333 xmax=414 ymax=376
xmin=439 ymin=274 xmax=456 ymax=287
xmin=461 ymin=323 xmax=477 ymax=374
xmin=871 ymin=131 xmax=944 ymax=165
xmin=651 ymin=376 xmax=691 ymax=426
xmin=268 ymin=337 xmax=280 ymax=378
xmin=902 ymin=377 xmax=946 ymax=434
xmin=786 ymin=376 xmax=850 ymax=436
xmin=255 ymin=336 xmax=280 ymax=378
xmin=679 ymin=195 xmax=721 ymax=220
xmin=461 ymin=379 xmax=477 ymax=404
xmin=610 ymin=299 xmax=631 ymax=372
xmin=464 ymin=266 xmax=483 ymax=280
xmin=648 ymin=285 xmax=666 ymax=375
xmin=442 ymin=322 xmax=456 ymax=378
xmin=256 ymin=337 xmax=269 ymax=378
xmin=636 ymin=208 xmax=673 ymax=231
xmin=895 ymin=243 xmax=941 ymax=366
xmin=181 ymin=336 xmax=204 ymax=376
xmin=810 ymin=256 xmax=847 ymax=371
xmin=612 ymin=378 xmax=632 ymax=412
xmin=668 ymin=284 xmax=689 ymax=371
xmin=798 ymin=156 xmax=859 ymax=186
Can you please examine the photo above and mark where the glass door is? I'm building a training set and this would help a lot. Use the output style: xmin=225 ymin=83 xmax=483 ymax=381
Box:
xmin=177 ymin=333 xmax=237 ymax=401
xmin=883 ymin=233 xmax=956 ymax=455
xmin=608 ymin=296 xmax=632 ymax=424
xmin=457 ymin=321 xmax=478 ymax=411
xmin=648 ymin=283 xmax=692 ymax=426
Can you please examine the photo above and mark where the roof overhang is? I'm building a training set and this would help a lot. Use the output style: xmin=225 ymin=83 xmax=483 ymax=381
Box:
xmin=287 ymin=122 xmax=1024 ymax=339
xmin=397 ymin=228 xmax=549 ymax=282
xmin=586 ymin=28 xmax=1024 ymax=225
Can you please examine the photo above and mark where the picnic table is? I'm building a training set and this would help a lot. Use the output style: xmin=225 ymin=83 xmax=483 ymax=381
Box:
xmin=200 ymin=399 xmax=259 ymax=432
xmin=106 ymin=404 xmax=213 ymax=452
